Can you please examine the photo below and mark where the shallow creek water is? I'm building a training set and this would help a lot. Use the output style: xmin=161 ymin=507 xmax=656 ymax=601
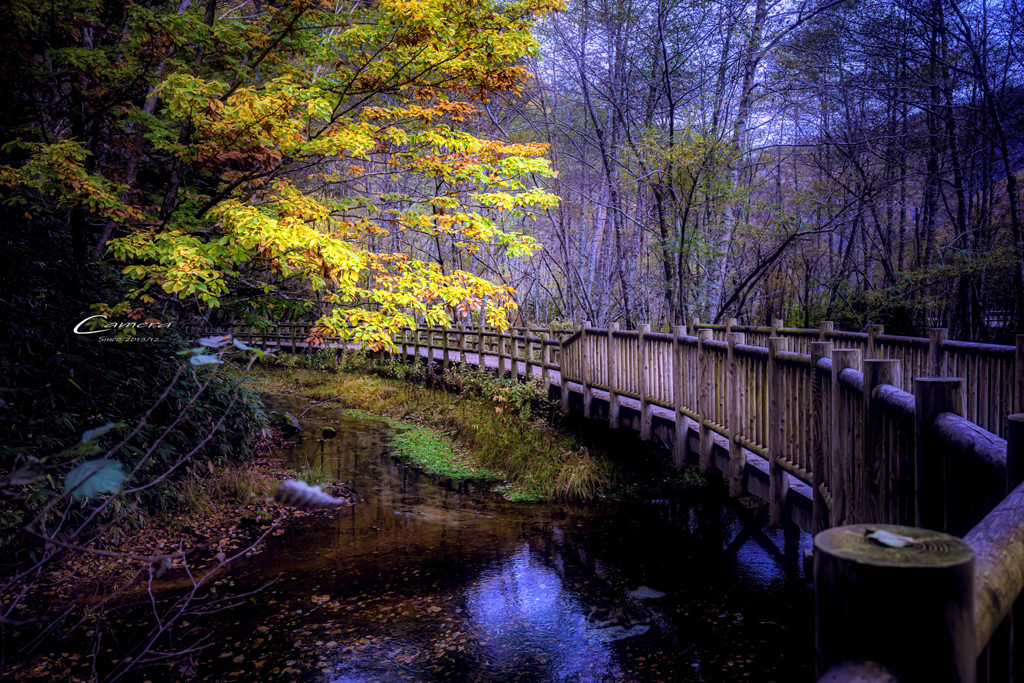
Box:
xmin=173 ymin=396 xmax=814 ymax=682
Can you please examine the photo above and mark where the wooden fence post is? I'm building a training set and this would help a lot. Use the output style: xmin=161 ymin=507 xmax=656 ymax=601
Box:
xmin=771 ymin=317 xmax=784 ymax=338
xmin=769 ymin=336 xmax=787 ymax=526
xmin=542 ymin=329 xmax=552 ymax=388
xmin=1016 ymin=335 xmax=1024 ymax=414
xmin=814 ymin=524 xmax=976 ymax=682
xmin=727 ymin=331 xmax=745 ymax=497
xmin=560 ymin=331 xmax=571 ymax=415
xmin=811 ymin=341 xmax=833 ymax=533
xmin=863 ymin=359 xmax=900 ymax=524
xmin=1008 ymin=414 xmax=1024 ymax=493
xmin=497 ymin=327 xmax=507 ymax=378
xmin=528 ymin=329 xmax=536 ymax=382
xmin=638 ymin=324 xmax=652 ymax=439
xmin=672 ymin=325 xmax=687 ymax=467
xmin=507 ymin=327 xmax=513 ymax=377
xmin=867 ymin=324 xmax=884 ymax=359
xmin=689 ymin=316 xmax=699 ymax=338
xmin=442 ymin=327 xmax=450 ymax=371
xmin=608 ymin=323 xmax=621 ymax=429
xmin=427 ymin=325 xmax=435 ymax=368
xmin=478 ymin=306 xmax=486 ymax=359
xmin=512 ymin=328 xmax=519 ymax=378
xmin=458 ymin=323 xmax=467 ymax=366
xmin=830 ymin=349 xmax=861 ymax=527
xmin=914 ymin=377 xmax=965 ymax=531
xmin=512 ymin=327 xmax=520 ymax=376
xmin=726 ymin=316 xmax=736 ymax=335
xmin=819 ymin=320 xmax=834 ymax=341
xmin=1001 ymin=413 xmax=1024 ymax=683
xmin=698 ymin=329 xmax=713 ymax=474
xmin=581 ymin=321 xmax=593 ymax=418
xmin=476 ymin=323 xmax=483 ymax=364
xmin=928 ymin=328 xmax=948 ymax=376
xmin=522 ymin=329 xmax=531 ymax=380
xmin=507 ymin=328 xmax=515 ymax=379
xmin=512 ymin=328 xmax=521 ymax=380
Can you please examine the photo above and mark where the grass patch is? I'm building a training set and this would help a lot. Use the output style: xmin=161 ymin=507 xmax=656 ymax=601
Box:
xmin=170 ymin=460 xmax=277 ymax=514
xmin=338 ymin=408 xmax=502 ymax=482
xmin=246 ymin=362 xmax=622 ymax=501
xmin=390 ymin=426 xmax=503 ymax=481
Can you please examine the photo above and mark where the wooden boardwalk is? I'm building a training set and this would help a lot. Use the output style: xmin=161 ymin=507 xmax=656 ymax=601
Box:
xmin=198 ymin=319 xmax=1024 ymax=681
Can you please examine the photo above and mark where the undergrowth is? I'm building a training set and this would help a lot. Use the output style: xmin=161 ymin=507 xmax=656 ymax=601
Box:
xmin=169 ymin=460 xmax=277 ymax=517
xmin=247 ymin=353 xmax=622 ymax=500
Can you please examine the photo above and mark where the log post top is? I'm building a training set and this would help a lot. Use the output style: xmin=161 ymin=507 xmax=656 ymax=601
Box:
xmin=811 ymin=340 xmax=834 ymax=358
xmin=815 ymin=524 xmax=974 ymax=568
xmin=817 ymin=660 xmax=902 ymax=683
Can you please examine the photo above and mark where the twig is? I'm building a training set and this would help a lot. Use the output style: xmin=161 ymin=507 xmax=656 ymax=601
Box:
xmin=298 ymin=395 xmax=345 ymax=418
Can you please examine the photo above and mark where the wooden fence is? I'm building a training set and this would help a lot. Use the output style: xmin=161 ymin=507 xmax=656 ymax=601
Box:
xmin=693 ymin=319 xmax=1017 ymax=438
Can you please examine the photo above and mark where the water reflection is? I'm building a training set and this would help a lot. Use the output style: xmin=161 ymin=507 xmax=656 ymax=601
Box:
xmin=466 ymin=546 xmax=617 ymax=681
xmin=183 ymin=398 xmax=814 ymax=682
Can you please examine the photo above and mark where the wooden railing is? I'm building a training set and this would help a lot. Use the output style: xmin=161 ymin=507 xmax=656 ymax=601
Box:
xmin=393 ymin=325 xmax=572 ymax=384
xmin=182 ymin=320 xmax=337 ymax=351
xmin=692 ymin=319 xmax=1019 ymax=438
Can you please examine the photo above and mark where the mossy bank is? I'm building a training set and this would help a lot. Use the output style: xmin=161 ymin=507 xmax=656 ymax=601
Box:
xmin=246 ymin=353 xmax=702 ymax=502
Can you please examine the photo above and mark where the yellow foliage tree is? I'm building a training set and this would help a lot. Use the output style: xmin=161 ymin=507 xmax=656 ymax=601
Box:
xmin=0 ymin=0 xmax=561 ymax=349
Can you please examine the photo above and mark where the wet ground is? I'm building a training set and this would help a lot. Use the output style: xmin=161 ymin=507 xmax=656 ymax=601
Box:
xmin=148 ymin=397 xmax=814 ymax=682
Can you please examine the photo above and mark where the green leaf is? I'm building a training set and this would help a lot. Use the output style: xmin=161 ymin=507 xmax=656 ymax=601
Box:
xmin=65 ymin=460 xmax=126 ymax=501
xmin=81 ymin=421 xmax=123 ymax=445
xmin=190 ymin=354 xmax=223 ymax=365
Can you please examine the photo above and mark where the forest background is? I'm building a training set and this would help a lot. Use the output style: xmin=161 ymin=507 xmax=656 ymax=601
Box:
xmin=2 ymin=0 xmax=1022 ymax=345
xmin=505 ymin=0 xmax=1024 ymax=341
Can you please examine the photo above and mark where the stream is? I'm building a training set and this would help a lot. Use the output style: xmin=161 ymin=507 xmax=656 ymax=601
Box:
xmin=158 ymin=396 xmax=814 ymax=682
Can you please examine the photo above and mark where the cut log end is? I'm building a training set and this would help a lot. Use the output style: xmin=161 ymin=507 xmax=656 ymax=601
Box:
xmin=818 ymin=659 xmax=905 ymax=683
xmin=815 ymin=524 xmax=974 ymax=568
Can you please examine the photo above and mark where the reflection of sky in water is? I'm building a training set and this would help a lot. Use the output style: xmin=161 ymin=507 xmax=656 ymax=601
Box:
xmin=325 ymin=545 xmax=626 ymax=683
xmin=465 ymin=545 xmax=617 ymax=681
xmin=263 ymin=401 xmax=815 ymax=683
